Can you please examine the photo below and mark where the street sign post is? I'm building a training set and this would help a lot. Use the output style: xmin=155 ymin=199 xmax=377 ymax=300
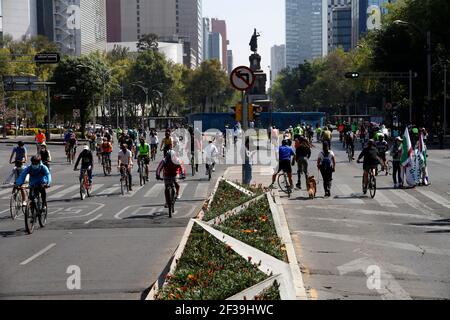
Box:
xmin=230 ymin=66 xmax=256 ymax=91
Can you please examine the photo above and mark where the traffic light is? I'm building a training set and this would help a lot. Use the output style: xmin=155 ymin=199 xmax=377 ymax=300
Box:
xmin=345 ymin=72 xmax=360 ymax=79
xmin=232 ymin=103 xmax=242 ymax=122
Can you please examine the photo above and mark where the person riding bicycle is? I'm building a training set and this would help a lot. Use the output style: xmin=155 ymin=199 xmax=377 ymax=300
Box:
xmin=9 ymin=141 xmax=28 ymax=205
xmin=74 ymin=146 xmax=94 ymax=186
xmin=293 ymin=124 xmax=302 ymax=140
xmin=100 ymin=137 xmax=113 ymax=167
xmin=156 ymin=146 xmax=186 ymax=206
xmin=149 ymin=131 xmax=159 ymax=159
xmin=124 ymin=134 xmax=135 ymax=157
xmin=357 ymin=139 xmax=382 ymax=195
xmin=35 ymin=130 xmax=46 ymax=152
xmin=39 ymin=143 xmax=52 ymax=170
xmin=204 ymin=139 xmax=219 ymax=175
xmin=322 ymin=127 xmax=332 ymax=147
xmin=16 ymin=156 xmax=52 ymax=211
xmin=118 ymin=143 xmax=133 ymax=191
xmin=294 ymin=136 xmax=311 ymax=190
xmin=270 ymin=139 xmax=295 ymax=190
xmin=345 ymin=130 xmax=356 ymax=160
xmin=160 ymin=130 xmax=174 ymax=158
xmin=376 ymin=134 xmax=389 ymax=174
xmin=137 ymin=137 xmax=151 ymax=181
xmin=316 ymin=125 xmax=322 ymax=142
xmin=65 ymin=130 xmax=77 ymax=157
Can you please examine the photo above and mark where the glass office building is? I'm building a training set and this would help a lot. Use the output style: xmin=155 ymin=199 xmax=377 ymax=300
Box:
xmin=331 ymin=6 xmax=352 ymax=52
xmin=286 ymin=0 xmax=328 ymax=68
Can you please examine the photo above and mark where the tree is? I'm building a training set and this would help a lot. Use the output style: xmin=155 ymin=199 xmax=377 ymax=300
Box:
xmin=107 ymin=44 xmax=131 ymax=63
xmin=183 ymin=60 xmax=234 ymax=113
xmin=51 ymin=54 xmax=111 ymax=137
xmin=137 ymin=33 xmax=159 ymax=52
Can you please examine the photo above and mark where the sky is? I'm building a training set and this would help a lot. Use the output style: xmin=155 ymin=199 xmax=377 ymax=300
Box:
xmin=203 ymin=0 xmax=285 ymax=80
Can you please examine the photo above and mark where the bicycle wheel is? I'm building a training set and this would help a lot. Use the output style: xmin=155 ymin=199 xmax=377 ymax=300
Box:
xmin=191 ymin=157 xmax=195 ymax=176
xmin=10 ymin=191 xmax=22 ymax=220
xmin=139 ymin=163 xmax=144 ymax=187
xmin=24 ymin=203 xmax=35 ymax=235
xmin=277 ymin=174 xmax=290 ymax=195
xmin=38 ymin=202 xmax=48 ymax=228
xmin=103 ymin=158 xmax=108 ymax=176
xmin=369 ymin=175 xmax=377 ymax=199
xmin=168 ymin=187 xmax=175 ymax=218
xmin=86 ymin=178 xmax=92 ymax=198
xmin=208 ymin=165 xmax=212 ymax=181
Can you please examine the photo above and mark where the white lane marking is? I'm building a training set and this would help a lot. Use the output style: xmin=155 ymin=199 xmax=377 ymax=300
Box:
xmin=2 ymin=185 xmax=65 ymax=200
xmin=84 ymin=214 xmax=103 ymax=224
xmin=395 ymin=190 xmax=436 ymax=216
xmin=144 ymin=184 xmax=164 ymax=198
xmin=0 ymin=188 xmax=13 ymax=196
xmin=89 ymin=184 xmax=105 ymax=194
xmin=49 ymin=185 xmax=79 ymax=199
xmin=49 ymin=203 xmax=105 ymax=220
xmin=20 ymin=244 xmax=56 ymax=266
xmin=415 ymin=189 xmax=450 ymax=209
xmin=295 ymin=231 xmax=450 ymax=256
xmin=98 ymin=185 xmax=121 ymax=196
xmin=305 ymin=216 xmax=450 ymax=230
xmin=375 ymin=190 xmax=397 ymax=208
xmin=334 ymin=184 xmax=364 ymax=204
xmin=124 ymin=185 xmax=144 ymax=197
xmin=178 ymin=183 xmax=187 ymax=198
xmin=299 ymin=205 xmax=438 ymax=220
xmin=195 ymin=183 xmax=210 ymax=198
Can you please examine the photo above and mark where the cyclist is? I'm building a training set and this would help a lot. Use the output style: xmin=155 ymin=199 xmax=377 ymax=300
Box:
xmin=270 ymin=139 xmax=295 ymax=190
xmin=156 ymin=145 xmax=186 ymax=206
xmin=359 ymin=124 xmax=367 ymax=146
xmin=100 ymin=137 xmax=113 ymax=169
xmin=357 ymin=139 xmax=381 ymax=195
xmin=137 ymin=137 xmax=151 ymax=181
xmin=294 ymin=136 xmax=311 ymax=190
xmin=345 ymin=130 xmax=356 ymax=160
xmin=376 ymin=135 xmax=389 ymax=174
xmin=39 ymin=143 xmax=52 ymax=170
xmin=118 ymin=143 xmax=133 ymax=191
xmin=65 ymin=130 xmax=77 ymax=159
xmin=124 ymin=134 xmax=135 ymax=157
xmin=293 ymin=124 xmax=302 ymax=140
xmin=9 ymin=141 xmax=28 ymax=205
xmin=160 ymin=130 xmax=174 ymax=158
xmin=317 ymin=141 xmax=336 ymax=198
xmin=204 ymin=139 xmax=219 ymax=175
xmin=74 ymin=146 xmax=94 ymax=186
xmin=149 ymin=130 xmax=159 ymax=160
xmin=322 ymin=126 xmax=332 ymax=147
xmin=16 ymin=155 xmax=52 ymax=211
xmin=316 ymin=124 xmax=322 ymax=143
xmin=307 ymin=125 xmax=314 ymax=143
xmin=35 ymin=130 xmax=46 ymax=153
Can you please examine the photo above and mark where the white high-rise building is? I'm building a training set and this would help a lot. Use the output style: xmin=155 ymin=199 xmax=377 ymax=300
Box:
xmin=270 ymin=45 xmax=286 ymax=85
xmin=1 ymin=0 xmax=37 ymax=40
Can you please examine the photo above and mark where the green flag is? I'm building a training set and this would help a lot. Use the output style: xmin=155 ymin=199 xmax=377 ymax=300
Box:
xmin=400 ymin=128 xmax=413 ymax=167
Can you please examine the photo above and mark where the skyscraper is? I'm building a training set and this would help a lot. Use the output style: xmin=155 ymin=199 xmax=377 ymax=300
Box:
xmin=286 ymin=0 xmax=328 ymax=68
xmin=326 ymin=0 xmax=351 ymax=52
xmin=202 ymin=17 xmax=211 ymax=61
xmin=352 ymin=0 xmax=394 ymax=48
xmin=211 ymin=18 xmax=228 ymax=71
xmin=331 ymin=6 xmax=352 ymax=52
xmin=106 ymin=0 xmax=202 ymax=68
xmin=1 ymin=0 xmax=37 ymax=40
xmin=208 ymin=32 xmax=222 ymax=63
xmin=227 ymin=50 xmax=233 ymax=75
xmin=270 ymin=44 xmax=286 ymax=85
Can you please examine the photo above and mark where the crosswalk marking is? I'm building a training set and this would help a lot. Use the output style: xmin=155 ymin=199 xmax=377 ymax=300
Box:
xmin=415 ymin=189 xmax=450 ymax=209
xmin=1 ymin=185 xmax=66 ymax=200
xmin=195 ymin=183 xmax=210 ymax=198
xmin=0 ymin=188 xmax=13 ymax=196
xmin=89 ymin=184 xmax=105 ymax=194
xmin=395 ymin=190 xmax=435 ymax=216
xmin=374 ymin=190 xmax=397 ymax=208
xmin=334 ymin=184 xmax=364 ymax=204
xmin=49 ymin=185 xmax=80 ymax=199
xmin=144 ymin=184 xmax=164 ymax=198
xmin=178 ymin=183 xmax=187 ymax=198
xmin=97 ymin=185 xmax=121 ymax=196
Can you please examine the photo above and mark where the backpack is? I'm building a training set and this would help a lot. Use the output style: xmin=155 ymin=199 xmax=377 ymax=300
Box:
xmin=320 ymin=152 xmax=333 ymax=170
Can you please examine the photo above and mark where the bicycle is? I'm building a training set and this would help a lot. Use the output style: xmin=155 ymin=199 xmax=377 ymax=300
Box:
xmin=190 ymin=152 xmax=196 ymax=177
xmin=206 ymin=160 xmax=215 ymax=181
xmin=102 ymin=154 xmax=112 ymax=176
xmin=78 ymin=167 xmax=92 ymax=200
xmin=358 ymin=161 xmax=377 ymax=199
xmin=67 ymin=145 xmax=76 ymax=164
xmin=277 ymin=171 xmax=292 ymax=198
xmin=119 ymin=164 xmax=131 ymax=195
xmin=150 ymin=145 xmax=157 ymax=161
xmin=158 ymin=177 xmax=183 ymax=218
xmin=138 ymin=157 xmax=149 ymax=186
xmin=10 ymin=185 xmax=27 ymax=220
xmin=23 ymin=185 xmax=49 ymax=235
xmin=347 ymin=144 xmax=353 ymax=162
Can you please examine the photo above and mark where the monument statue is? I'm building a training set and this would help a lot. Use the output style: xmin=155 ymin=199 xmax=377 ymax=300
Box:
xmin=249 ymin=28 xmax=260 ymax=53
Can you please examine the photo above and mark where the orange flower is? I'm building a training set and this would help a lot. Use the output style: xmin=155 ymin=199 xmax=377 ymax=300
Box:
xmin=187 ymin=274 xmax=198 ymax=281
xmin=242 ymin=229 xmax=258 ymax=234
xmin=259 ymin=215 xmax=269 ymax=222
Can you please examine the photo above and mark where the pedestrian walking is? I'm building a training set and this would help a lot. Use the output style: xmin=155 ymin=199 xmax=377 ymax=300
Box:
xmin=391 ymin=137 xmax=403 ymax=188
xmin=317 ymin=141 xmax=336 ymax=198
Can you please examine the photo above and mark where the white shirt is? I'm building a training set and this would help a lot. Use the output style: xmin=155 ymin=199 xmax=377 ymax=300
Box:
xmin=150 ymin=135 xmax=159 ymax=145
xmin=118 ymin=149 xmax=132 ymax=165
xmin=317 ymin=150 xmax=336 ymax=168
xmin=204 ymin=143 xmax=218 ymax=162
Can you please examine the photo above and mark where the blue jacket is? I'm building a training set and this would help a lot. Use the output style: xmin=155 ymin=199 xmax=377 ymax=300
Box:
xmin=16 ymin=163 xmax=52 ymax=188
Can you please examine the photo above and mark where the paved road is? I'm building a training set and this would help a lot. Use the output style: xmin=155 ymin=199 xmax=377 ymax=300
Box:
xmin=0 ymin=140 xmax=224 ymax=300
xmin=282 ymin=139 xmax=450 ymax=300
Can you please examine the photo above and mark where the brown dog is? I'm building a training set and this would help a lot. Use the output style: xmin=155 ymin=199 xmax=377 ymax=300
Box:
xmin=307 ymin=176 xmax=317 ymax=199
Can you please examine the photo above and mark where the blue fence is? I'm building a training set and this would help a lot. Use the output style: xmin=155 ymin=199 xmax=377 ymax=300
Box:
xmin=186 ymin=112 xmax=326 ymax=131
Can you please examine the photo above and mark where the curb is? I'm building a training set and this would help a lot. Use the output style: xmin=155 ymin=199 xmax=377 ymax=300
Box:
xmin=271 ymin=190 xmax=308 ymax=300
